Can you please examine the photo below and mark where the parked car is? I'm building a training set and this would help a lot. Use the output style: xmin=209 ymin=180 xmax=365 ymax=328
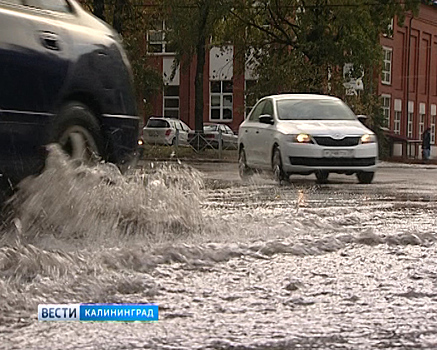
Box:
xmin=188 ymin=123 xmax=238 ymax=149
xmin=238 ymin=94 xmax=378 ymax=184
xmin=0 ymin=0 xmax=139 ymax=190
xmin=141 ymin=117 xmax=192 ymax=146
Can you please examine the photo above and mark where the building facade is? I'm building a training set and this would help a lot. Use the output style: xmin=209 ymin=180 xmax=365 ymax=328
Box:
xmin=146 ymin=3 xmax=437 ymax=159
xmin=146 ymin=45 xmax=254 ymax=133
xmin=379 ymin=3 xmax=437 ymax=158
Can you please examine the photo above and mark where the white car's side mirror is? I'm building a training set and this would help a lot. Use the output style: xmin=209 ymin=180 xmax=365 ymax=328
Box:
xmin=259 ymin=114 xmax=274 ymax=125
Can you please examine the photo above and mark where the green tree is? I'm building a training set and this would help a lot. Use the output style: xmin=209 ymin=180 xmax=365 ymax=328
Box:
xmin=162 ymin=0 xmax=233 ymax=132
xmin=227 ymin=0 xmax=418 ymax=132
xmin=230 ymin=0 xmax=417 ymax=94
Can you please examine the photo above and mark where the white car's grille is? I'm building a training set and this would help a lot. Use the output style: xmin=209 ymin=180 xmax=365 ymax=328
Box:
xmin=313 ymin=137 xmax=360 ymax=147
xmin=289 ymin=157 xmax=376 ymax=167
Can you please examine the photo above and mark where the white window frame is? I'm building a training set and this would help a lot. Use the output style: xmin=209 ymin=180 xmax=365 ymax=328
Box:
xmin=394 ymin=99 xmax=402 ymax=135
xmin=407 ymin=101 xmax=414 ymax=139
xmin=419 ymin=114 xmax=425 ymax=140
xmin=383 ymin=18 xmax=394 ymax=38
xmin=407 ymin=113 xmax=413 ymax=138
xmin=394 ymin=111 xmax=402 ymax=135
xmin=163 ymin=85 xmax=179 ymax=118
xmin=419 ymin=103 xmax=425 ymax=140
xmin=210 ymin=81 xmax=233 ymax=122
xmin=381 ymin=94 xmax=391 ymax=128
xmin=147 ymin=20 xmax=174 ymax=54
xmin=431 ymin=116 xmax=436 ymax=145
xmin=382 ymin=47 xmax=392 ymax=85
xmin=431 ymin=105 xmax=436 ymax=145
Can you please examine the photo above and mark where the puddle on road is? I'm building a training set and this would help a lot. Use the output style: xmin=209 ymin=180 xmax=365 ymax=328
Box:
xmin=1 ymin=149 xmax=437 ymax=349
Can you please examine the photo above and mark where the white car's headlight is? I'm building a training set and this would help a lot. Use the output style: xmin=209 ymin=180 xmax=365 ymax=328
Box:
xmin=290 ymin=133 xmax=313 ymax=143
xmin=361 ymin=134 xmax=377 ymax=144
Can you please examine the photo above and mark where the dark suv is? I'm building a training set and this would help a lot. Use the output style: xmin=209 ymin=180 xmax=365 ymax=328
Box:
xmin=0 ymin=0 xmax=139 ymax=188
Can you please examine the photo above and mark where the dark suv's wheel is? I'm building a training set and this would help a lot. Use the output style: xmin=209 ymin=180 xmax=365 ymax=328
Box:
xmin=356 ymin=171 xmax=374 ymax=184
xmin=272 ymin=146 xmax=289 ymax=184
xmin=238 ymin=147 xmax=252 ymax=179
xmin=52 ymin=102 xmax=103 ymax=165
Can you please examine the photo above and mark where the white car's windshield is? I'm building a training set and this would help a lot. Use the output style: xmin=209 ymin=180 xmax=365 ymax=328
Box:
xmin=276 ymin=99 xmax=357 ymax=120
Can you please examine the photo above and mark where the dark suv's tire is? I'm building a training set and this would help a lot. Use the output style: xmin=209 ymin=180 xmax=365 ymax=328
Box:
xmin=51 ymin=102 xmax=103 ymax=165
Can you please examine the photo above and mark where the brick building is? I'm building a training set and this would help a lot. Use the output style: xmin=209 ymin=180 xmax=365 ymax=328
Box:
xmin=146 ymin=3 xmax=437 ymax=159
xmin=146 ymin=44 xmax=253 ymax=133
xmin=380 ymin=2 xmax=437 ymax=159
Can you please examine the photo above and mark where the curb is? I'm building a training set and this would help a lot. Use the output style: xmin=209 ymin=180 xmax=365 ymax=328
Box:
xmin=138 ymin=158 xmax=437 ymax=168
xmin=138 ymin=157 xmax=237 ymax=164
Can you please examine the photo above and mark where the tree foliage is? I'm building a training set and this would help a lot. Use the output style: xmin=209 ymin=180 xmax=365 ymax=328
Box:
xmin=80 ymin=0 xmax=420 ymax=146
xmin=161 ymin=0 xmax=234 ymax=131
xmin=228 ymin=0 xmax=418 ymax=97
xmin=221 ymin=0 xmax=419 ymax=155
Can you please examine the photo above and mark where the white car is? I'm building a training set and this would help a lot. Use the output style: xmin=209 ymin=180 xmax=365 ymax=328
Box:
xmin=238 ymin=94 xmax=378 ymax=184
xmin=142 ymin=117 xmax=191 ymax=146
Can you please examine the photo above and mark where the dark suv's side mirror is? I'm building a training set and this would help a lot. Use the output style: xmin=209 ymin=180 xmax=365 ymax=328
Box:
xmin=259 ymin=114 xmax=274 ymax=125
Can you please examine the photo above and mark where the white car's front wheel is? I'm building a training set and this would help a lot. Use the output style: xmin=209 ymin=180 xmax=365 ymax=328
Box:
xmin=272 ymin=146 xmax=289 ymax=185
xmin=315 ymin=170 xmax=329 ymax=184
xmin=238 ymin=147 xmax=252 ymax=179
xmin=356 ymin=171 xmax=374 ymax=184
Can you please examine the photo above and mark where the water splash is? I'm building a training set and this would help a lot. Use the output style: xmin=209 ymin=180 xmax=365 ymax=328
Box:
xmin=2 ymin=151 xmax=437 ymax=349
xmin=1 ymin=144 xmax=205 ymax=247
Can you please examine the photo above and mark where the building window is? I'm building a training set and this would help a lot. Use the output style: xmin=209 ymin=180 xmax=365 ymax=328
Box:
xmin=147 ymin=21 xmax=174 ymax=54
xmin=381 ymin=95 xmax=391 ymax=128
xmin=407 ymin=112 xmax=413 ymax=139
xmin=210 ymin=81 xmax=233 ymax=121
xmin=407 ymin=101 xmax=414 ymax=139
xmin=163 ymin=85 xmax=179 ymax=118
xmin=419 ymin=103 xmax=426 ymax=140
xmin=383 ymin=18 xmax=394 ymax=38
xmin=394 ymin=111 xmax=401 ymax=134
xmin=244 ymin=80 xmax=257 ymax=118
xmin=432 ymin=115 xmax=436 ymax=145
xmin=419 ymin=113 xmax=425 ymax=140
xmin=382 ymin=47 xmax=392 ymax=85
xmin=394 ymin=99 xmax=402 ymax=135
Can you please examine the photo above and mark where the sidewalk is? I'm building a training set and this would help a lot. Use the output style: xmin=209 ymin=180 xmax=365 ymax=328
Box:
xmin=380 ymin=159 xmax=437 ymax=169
xmin=384 ymin=157 xmax=437 ymax=165
xmin=138 ymin=148 xmax=437 ymax=168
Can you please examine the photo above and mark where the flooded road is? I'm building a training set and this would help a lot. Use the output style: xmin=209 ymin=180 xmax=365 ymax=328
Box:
xmin=2 ymin=150 xmax=437 ymax=349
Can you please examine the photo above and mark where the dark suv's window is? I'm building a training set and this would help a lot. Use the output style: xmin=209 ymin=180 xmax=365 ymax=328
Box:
xmin=24 ymin=0 xmax=71 ymax=12
xmin=147 ymin=119 xmax=169 ymax=128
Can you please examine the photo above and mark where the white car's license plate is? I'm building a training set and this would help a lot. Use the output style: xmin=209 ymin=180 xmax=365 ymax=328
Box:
xmin=323 ymin=149 xmax=354 ymax=158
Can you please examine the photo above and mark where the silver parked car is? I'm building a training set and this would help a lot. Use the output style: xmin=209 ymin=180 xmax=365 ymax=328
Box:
xmin=142 ymin=117 xmax=191 ymax=146
xmin=238 ymin=94 xmax=378 ymax=184
xmin=188 ymin=123 xmax=238 ymax=149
